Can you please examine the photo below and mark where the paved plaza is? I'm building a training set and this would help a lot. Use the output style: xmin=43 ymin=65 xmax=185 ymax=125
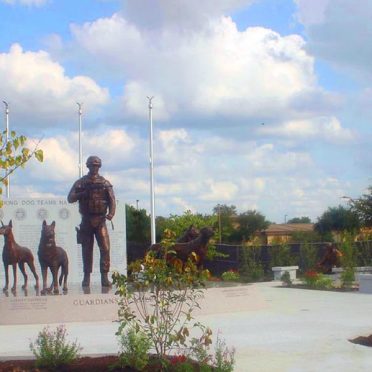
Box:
xmin=1 ymin=281 xmax=372 ymax=371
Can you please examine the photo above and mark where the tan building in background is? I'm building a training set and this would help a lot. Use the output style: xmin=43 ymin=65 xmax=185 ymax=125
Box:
xmin=259 ymin=223 xmax=315 ymax=244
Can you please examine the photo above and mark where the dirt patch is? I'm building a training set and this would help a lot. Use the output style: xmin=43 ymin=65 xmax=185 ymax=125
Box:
xmin=349 ymin=335 xmax=372 ymax=347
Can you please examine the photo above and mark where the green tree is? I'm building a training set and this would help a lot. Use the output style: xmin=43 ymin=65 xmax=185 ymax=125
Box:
xmin=0 ymin=130 xmax=43 ymax=206
xmin=156 ymin=210 xmax=216 ymax=241
xmin=233 ymin=210 xmax=269 ymax=243
xmin=315 ymin=205 xmax=360 ymax=237
xmin=126 ymin=204 xmax=150 ymax=243
xmin=348 ymin=186 xmax=372 ymax=227
xmin=213 ymin=204 xmax=237 ymax=243
xmin=287 ymin=216 xmax=312 ymax=224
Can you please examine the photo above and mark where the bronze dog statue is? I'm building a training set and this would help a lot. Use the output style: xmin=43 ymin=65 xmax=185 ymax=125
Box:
xmin=0 ymin=220 xmax=39 ymax=292
xmin=38 ymin=220 xmax=68 ymax=295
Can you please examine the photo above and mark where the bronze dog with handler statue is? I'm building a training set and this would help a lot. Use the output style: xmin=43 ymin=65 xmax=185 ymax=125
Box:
xmin=68 ymin=155 xmax=116 ymax=288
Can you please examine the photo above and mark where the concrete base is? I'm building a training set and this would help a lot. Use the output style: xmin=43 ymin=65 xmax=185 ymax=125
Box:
xmin=0 ymin=284 xmax=118 ymax=325
xmin=272 ymin=266 xmax=299 ymax=281
xmin=359 ymin=274 xmax=372 ymax=293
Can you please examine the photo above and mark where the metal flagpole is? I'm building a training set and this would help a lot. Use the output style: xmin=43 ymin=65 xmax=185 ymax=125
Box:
xmin=2 ymin=101 xmax=10 ymax=198
xmin=77 ymin=103 xmax=83 ymax=178
xmin=147 ymin=96 xmax=156 ymax=244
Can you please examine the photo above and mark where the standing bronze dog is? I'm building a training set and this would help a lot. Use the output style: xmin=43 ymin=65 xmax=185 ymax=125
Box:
xmin=0 ymin=220 xmax=39 ymax=292
xmin=38 ymin=220 xmax=68 ymax=295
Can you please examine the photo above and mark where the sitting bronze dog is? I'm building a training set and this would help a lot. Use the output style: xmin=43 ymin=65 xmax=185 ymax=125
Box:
xmin=38 ymin=220 xmax=69 ymax=295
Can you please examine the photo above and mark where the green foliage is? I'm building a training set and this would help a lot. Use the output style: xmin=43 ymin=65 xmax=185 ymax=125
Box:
xmin=302 ymin=271 xmax=333 ymax=289
xmin=233 ymin=210 xmax=270 ymax=243
xmin=116 ymin=327 xmax=151 ymax=370
xmin=213 ymin=336 xmax=235 ymax=372
xmin=339 ymin=235 xmax=356 ymax=288
xmin=270 ymin=243 xmax=297 ymax=267
xmin=29 ymin=325 xmax=82 ymax=369
xmin=126 ymin=204 xmax=150 ymax=243
xmin=155 ymin=210 xmax=223 ymax=260
xmin=290 ymin=230 xmax=322 ymax=243
xmin=299 ymin=242 xmax=318 ymax=272
xmin=340 ymin=233 xmax=356 ymax=270
xmin=221 ymin=270 xmax=240 ymax=282
xmin=213 ymin=204 xmax=237 ymax=243
xmin=238 ymin=247 xmax=264 ymax=282
xmin=315 ymin=205 xmax=360 ymax=236
xmin=157 ymin=210 xmax=217 ymax=239
xmin=113 ymin=236 xmax=212 ymax=360
xmin=355 ymin=241 xmax=372 ymax=266
xmin=287 ymin=216 xmax=312 ymax=223
xmin=280 ymin=271 xmax=292 ymax=286
xmin=340 ymin=268 xmax=355 ymax=288
xmin=0 ymin=130 xmax=43 ymax=207
xmin=348 ymin=186 xmax=372 ymax=227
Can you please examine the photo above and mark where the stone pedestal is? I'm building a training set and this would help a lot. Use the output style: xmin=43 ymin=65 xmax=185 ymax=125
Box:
xmin=359 ymin=274 xmax=372 ymax=294
xmin=272 ymin=266 xmax=299 ymax=281
xmin=0 ymin=285 xmax=119 ymax=325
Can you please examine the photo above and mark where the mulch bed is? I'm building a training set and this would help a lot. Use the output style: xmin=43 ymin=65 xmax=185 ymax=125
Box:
xmin=0 ymin=355 xmax=205 ymax=371
xmin=279 ymin=284 xmax=358 ymax=292
xmin=349 ymin=335 xmax=372 ymax=347
xmin=0 ymin=356 xmax=124 ymax=372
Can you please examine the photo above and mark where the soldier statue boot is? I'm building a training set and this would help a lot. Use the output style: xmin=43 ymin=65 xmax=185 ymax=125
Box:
xmin=82 ymin=273 xmax=90 ymax=287
xmin=101 ymin=272 xmax=112 ymax=287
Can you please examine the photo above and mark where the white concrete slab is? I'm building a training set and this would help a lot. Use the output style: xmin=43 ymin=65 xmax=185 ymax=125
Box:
xmin=1 ymin=281 xmax=372 ymax=372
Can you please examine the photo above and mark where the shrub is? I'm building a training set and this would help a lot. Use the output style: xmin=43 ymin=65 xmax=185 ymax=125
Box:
xmin=116 ymin=327 xmax=151 ymax=370
xmin=341 ymin=268 xmax=355 ymax=288
xmin=299 ymin=242 xmax=318 ymax=272
xmin=239 ymin=247 xmax=264 ymax=282
xmin=29 ymin=325 xmax=82 ymax=369
xmin=213 ymin=336 xmax=235 ymax=372
xmin=302 ymin=270 xmax=333 ymax=289
xmin=113 ymin=229 xmax=212 ymax=361
xmin=221 ymin=270 xmax=240 ymax=282
xmin=281 ymin=271 xmax=292 ymax=286
xmin=270 ymin=243 xmax=297 ymax=267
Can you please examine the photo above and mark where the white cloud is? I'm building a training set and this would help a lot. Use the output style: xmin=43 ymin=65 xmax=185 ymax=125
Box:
xmin=70 ymin=13 xmax=333 ymax=124
xmin=258 ymin=116 xmax=355 ymax=144
xmin=0 ymin=44 xmax=109 ymax=129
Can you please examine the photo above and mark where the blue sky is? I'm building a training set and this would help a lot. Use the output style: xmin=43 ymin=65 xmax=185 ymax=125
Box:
xmin=0 ymin=0 xmax=371 ymax=223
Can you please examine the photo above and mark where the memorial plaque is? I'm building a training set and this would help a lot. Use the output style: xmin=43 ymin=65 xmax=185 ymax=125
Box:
xmin=0 ymin=198 xmax=126 ymax=285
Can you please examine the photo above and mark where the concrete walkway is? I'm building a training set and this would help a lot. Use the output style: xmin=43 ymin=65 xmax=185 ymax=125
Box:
xmin=1 ymin=281 xmax=372 ymax=372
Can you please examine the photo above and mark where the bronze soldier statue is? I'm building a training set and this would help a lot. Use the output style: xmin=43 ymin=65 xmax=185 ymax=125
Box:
xmin=68 ymin=156 xmax=116 ymax=287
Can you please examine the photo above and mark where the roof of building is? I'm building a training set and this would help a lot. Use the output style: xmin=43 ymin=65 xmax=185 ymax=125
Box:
xmin=262 ymin=223 xmax=315 ymax=235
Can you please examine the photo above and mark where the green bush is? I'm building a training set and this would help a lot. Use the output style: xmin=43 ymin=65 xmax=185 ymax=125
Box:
xmin=213 ymin=336 xmax=235 ymax=372
xmin=239 ymin=247 xmax=264 ymax=282
xmin=281 ymin=271 xmax=292 ymax=286
xmin=270 ymin=243 xmax=297 ymax=267
xmin=341 ymin=268 xmax=355 ymax=288
xmin=29 ymin=325 xmax=82 ymax=369
xmin=117 ymin=327 xmax=151 ymax=370
xmin=302 ymin=271 xmax=333 ymax=289
xmin=221 ymin=270 xmax=240 ymax=282
xmin=299 ymin=242 xmax=318 ymax=272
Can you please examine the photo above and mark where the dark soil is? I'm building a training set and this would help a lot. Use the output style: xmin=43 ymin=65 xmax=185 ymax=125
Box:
xmin=0 ymin=355 xmax=205 ymax=371
xmin=349 ymin=334 xmax=372 ymax=347
xmin=279 ymin=284 xmax=358 ymax=292
xmin=0 ymin=356 xmax=123 ymax=372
